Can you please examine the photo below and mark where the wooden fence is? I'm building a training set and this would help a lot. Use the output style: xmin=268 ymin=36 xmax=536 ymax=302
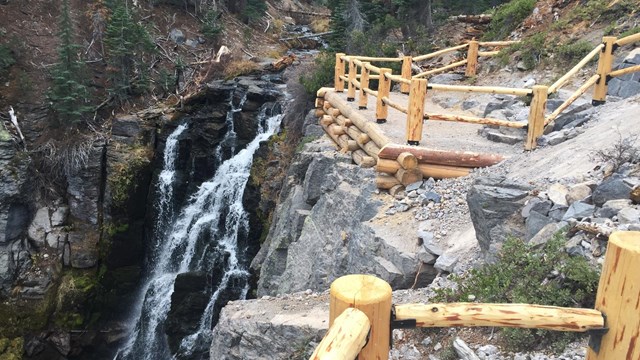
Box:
xmin=327 ymin=33 xmax=640 ymax=150
xmin=310 ymin=231 xmax=640 ymax=359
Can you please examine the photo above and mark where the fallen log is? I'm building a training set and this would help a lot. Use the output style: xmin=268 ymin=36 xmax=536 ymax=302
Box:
xmin=379 ymin=144 xmax=504 ymax=168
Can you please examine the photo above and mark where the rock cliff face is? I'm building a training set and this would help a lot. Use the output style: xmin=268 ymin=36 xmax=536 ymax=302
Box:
xmin=252 ymin=139 xmax=436 ymax=296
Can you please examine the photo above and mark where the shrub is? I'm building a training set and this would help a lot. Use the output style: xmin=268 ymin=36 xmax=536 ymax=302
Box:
xmin=483 ymin=0 xmax=536 ymax=40
xmin=0 ymin=44 xmax=15 ymax=71
xmin=201 ymin=10 xmax=223 ymax=40
xmin=556 ymin=40 xmax=596 ymax=64
xmin=434 ymin=232 xmax=599 ymax=351
xmin=299 ymin=51 xmax=335 ymax=97
xmin=592 ymin=134 xmax=640 ymax=172
xmin=497 ymin=32 xmax=546 ymax=70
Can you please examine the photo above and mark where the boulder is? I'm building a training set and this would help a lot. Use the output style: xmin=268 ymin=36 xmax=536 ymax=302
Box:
xmin=521 ymin=197 xmax=542 ymax=218
xmin=595 ymin=199 xmax=632 ymax=218
xmin=547 ymin=183 xmax=569 ymax=206
xmin=27 ymin=207 xmax=52 ymax=248
xmin=169 ymin=28 xmax=186 ymax=44
xmin=434 ymin=253 xmax=458 ymax=273
xmin=548 ymin=204 xmax=568 ymax=222
xmin=529 ymin=222 xmax=568 ymax=248
xmin=566 ymin=183 xmax=593 ymax=205
xmin=562 ymin=201 xmax=595 ymax=221
xmin=467 ymin=176 xmax=531 ymax=257
xmin=525 ymin=211 xmax=554 ymax=241
xmin=617 ymin=207 xmax=640 ymax=224
xmin=592 ymin=176 xmax=633 ymax=206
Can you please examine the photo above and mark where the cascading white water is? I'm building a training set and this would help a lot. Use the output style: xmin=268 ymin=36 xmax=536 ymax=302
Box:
xmin=116 ymin=95 xmax=282 ymax=360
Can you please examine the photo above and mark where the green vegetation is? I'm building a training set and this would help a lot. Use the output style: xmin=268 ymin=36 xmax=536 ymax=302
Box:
xmin=497 ymin=32 xmax=546 ymax=70
xmin=435 ymin=232 xmax=599 ymax=351
xmin=0 ymin=337 xmax=23 ymax=360
xmin=483 ymin=0 xmax=536 ymax=40
xmin=104 ymin=0 xmax=155 ymax=103
xmin=48 ymin=0 xmax=92 ymax=126
xmin=0 ymin=44 xmax=15 ymax=72
xmin=108 ymin=145 xmax=153 ymax=207
xmin=300 ymin=52 xmax=335 ymax=97
xmin=556 ymin=40 xmax=596 ymax=63
xmin=620 ymin=27 xmax=640 ymax=39
xmin=201 ymin=10 xmax=224 ymax=40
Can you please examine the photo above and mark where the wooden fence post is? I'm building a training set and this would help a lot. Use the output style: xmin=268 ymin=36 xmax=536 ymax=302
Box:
xmin=406 ymin=78 xmax=428 ymax=145
xmin=465 ymin=40 xmax=479 ymax=77
xmin=359 ymin=62 xmax=370 ymax=110
xmin=525 ymin=85 xmax=548 ymax=150
xmin=335 ymin=53 xmax=346 ymax=92
xmin=376 ymin=68 xmax=392 ymax=123
xmin=587 ymin=231 xmax=640 ymax=360
xmin=401 ymin=56 xmax=413 ymax=94
xmin=347 ymin=57 xmax=357 ymax=101
xmin=592 ymin=36 xmax=617 ymax=106
xmin=330 ymin=274 xmax=392 ymax=360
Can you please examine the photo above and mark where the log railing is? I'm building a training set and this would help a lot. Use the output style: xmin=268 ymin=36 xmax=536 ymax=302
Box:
xmin=330 ymin=34 xmax=640 ymax=151
xmin=310 ymin=231 xmax=640 ymax=360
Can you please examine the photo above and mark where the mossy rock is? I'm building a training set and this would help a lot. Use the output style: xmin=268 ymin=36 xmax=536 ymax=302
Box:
xmin=0 ymin=337 xmax=23 ymax=360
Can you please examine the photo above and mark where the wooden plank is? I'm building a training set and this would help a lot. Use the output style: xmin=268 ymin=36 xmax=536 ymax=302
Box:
xmin=325 ymin=91 xmax=391 ymax=148
xmin=587 ymin=231 xmax=640 ymax=360
xmin=548 ymin=44 xmax=604 ymax=94
xmin=310 ymin=308 xmax=370 ymax=360
xmin=406 ymin=79 xmax=428 ymax=145
xmin=428 ymin=83 xmax=531 ymax=96
xmin=525 ymin=85 xmax=548 ymax=150
xmin=330 ymin=275 xmax=392 ymax=359
xmin=379 ymin=144 xmax=504 ymax=167
xmin=395 ymin=303 xmax=604 ymax=332
xmin=413 ymin=44 xmax=469 ymax=62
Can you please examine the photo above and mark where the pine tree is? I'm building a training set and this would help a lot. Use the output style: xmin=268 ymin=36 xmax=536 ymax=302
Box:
xmin=48 ymin=0 xmax=92 ymax=126
xmin=104 ymin=0 xmax=154 ymax=103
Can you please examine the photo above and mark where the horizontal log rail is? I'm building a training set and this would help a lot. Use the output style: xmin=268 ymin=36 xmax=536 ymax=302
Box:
xmin=342 ymin=55 xmax=403 ymax=62
xmin=413 ymin=43 xmax=469 ymax=62
xmin=414 ymin=59 xmax=468 ymax=78
xmin=385 ymin=73 xmax=411 ymax=85
xmin=615 ymin=32 xmax=640 ymax=47
xmin=478 ymin=40 xmax=519 ymax=47
xmin=609 ymin=64 xmax=640 ymax=78
xmin=363 ymin=87 xmax=378 ymax=97
xmin=382 ymin=96 xmax=408 ymax=114
xmin=428 ymin=83 xmax=532 ymax=96
xmin=309 ymin=308 xmax=370 ymax=360
xmin=545 ymin=74 xmax=600 ymax=125
xmin=425 ymin=112 xmax=527 ymax=129
xmin=394 ymin=303 xmax=605 ymax=332
xmin=548 ymin=44 xmax=604 ymax=94
xmin=478 ymin=50 xmax=500 ymax=57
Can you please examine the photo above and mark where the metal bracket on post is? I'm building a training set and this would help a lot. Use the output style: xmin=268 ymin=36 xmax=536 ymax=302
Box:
xmin=588 ymin=313 xmax=608 ymax=354
xmin=389 ymin=306 xmax=417 ymax=348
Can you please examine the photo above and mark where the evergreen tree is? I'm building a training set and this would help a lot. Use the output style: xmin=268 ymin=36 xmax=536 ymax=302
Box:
xmin=48 ymin=0 xmax=92 ymax=126
xmin=104 ymin=0 xmax=154 ymax=103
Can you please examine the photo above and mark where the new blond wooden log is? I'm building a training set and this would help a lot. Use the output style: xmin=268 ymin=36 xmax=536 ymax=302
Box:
xmin=334 ymin=114 xmax=353 ymax=127
xmin=526 ymin=85 xmax=548 ymax=150
xmin=323 ymin=101 xmax=331 ymax=110
xmin=378 ymin=144 xmax=504 ymax=167
xmin=338 ymin=134 xmax=359 ymax=151
xmin=352 ymin=150 xmax=376 ymax=168
xmin=330 ymin=275 xmax=392 ymax=360
xmin=478 ymin=40 xmax=519 ymax=46
xmin=407 ymin=79 xmax=428 ymax=144
xmin=386 ymin=73 xmax=411 ymax=85
xmin=478 ymin=50 xmax=500 ymax=57
xmin=465 ymin=40 xmax=479 ymax=76
xmin=320 ymin=115 xmax=334 ymax=126
xmin=615 ymin=32 xmax=640 ymax=47
xmin=347 ymin=58 xmax=357 ymax=100
xmin=397 ymin=152 xmax=418 ymax=169
xmin=545 ymin=74 xmax=600 ymax=125
xmin=345 ymin=125 xmax=364 ymax=142
xmin=396 ymin=167 xmax=423 ymax=185
xmin=549 ymin=44 xmax=604 ymax=94
xmin=376 ymin=173 xmax=400 ymax=189
xmin=415 ymin=60 xmax=468 ymax=78
xmin=348 ymin=55 xmax=403 ymax=62
xmin=394 ymin=303 xmax=604 ymax=332
xmin=608 ymin=64 xmax=640 ymax=78
xmin=328 ymin=108 xmax=341 ymax=117
xmin=427 ymin=83 xmax=532 ymax=96
xmin=316 ymin=87 xmax=332 ymax=98
xmin=359 ymin=62 xmax=370 ymax=109
xmin=325 ymin=92 xmax=391 ymax=148
xmin=364 ymin=62 xmax=381 ymax=73
xmin=320 ymin=123 xmax=341 ymax=147
xmin=362 ymin=141 xmax=380 ymax=161
xmin=335 ymin=53 xmax=346 ymax=92
xmin=328 ymin=123 xmax=345 ymax=136
xmin=315 ymin=109 xmax=325 ymax=117
xmin=425 ymin=112 xmax=527 ymax=129
xmin=363 ymin=87 xmax=379 ymax=97
xmin=413 ymin=43 xmax=469 ymax=62
xmin=376 ymin=159 xmax=472 ymax=178
xmin=376 ymin=68 xmax=392 ymax=122
xmin=382 ymin=96 xmax=409 ymax=114
xmin=593 ymin=37 xmax=616 ymax=103
xmin=401 ymin=56 xmax=413 ymax=93
xmin=315 ymin=97 xmax=324 ymax=108
xmin=587 ymin=231 xmax=640 ymax=360
xmin=310 ymin=308 xmax=370 ymax=360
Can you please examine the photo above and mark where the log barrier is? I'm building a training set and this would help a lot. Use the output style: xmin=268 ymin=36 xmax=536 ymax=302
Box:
xmin=311 ymin=231 xmax=640 ymax=360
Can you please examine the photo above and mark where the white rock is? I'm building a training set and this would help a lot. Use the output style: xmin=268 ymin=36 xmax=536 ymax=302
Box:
xmin=547 ymin=183 xmax=569 ymax=206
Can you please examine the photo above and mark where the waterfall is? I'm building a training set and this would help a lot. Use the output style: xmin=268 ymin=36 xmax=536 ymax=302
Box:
xmin=116 ymin=95 xmax=283 ymax=359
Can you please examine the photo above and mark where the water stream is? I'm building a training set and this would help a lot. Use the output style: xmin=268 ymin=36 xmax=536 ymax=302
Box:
xmin=116 ymin=91 xmax=283 ymax=359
